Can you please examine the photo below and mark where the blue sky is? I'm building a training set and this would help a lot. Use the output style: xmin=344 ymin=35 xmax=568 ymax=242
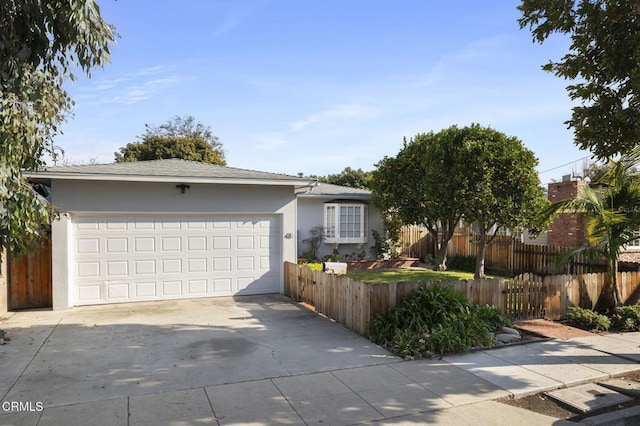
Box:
xmin=55 ymin=0 xmax=591 ymax=183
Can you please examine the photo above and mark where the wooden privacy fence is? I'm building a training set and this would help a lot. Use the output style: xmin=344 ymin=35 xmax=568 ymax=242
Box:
xmin=399 ymin=225 xmax=433 ymax=259
xmin=284 ymin=262 xmax=640 ymax=337
xmin=399 ymin=225 xmax=608 ymax=276
xmin=8 ymin=237 xmax=52 ymax=310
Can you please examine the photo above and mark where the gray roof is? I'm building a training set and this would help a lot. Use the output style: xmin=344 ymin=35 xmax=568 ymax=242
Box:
xmin=298 ymin=182 xmax=371 ymax=199
xmin=26 ymin=159 xmax=316 ymax=186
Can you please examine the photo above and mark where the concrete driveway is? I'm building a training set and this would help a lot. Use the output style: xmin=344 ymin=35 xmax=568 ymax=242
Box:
xmin=0 ymin=295 xmax=397 ymax=409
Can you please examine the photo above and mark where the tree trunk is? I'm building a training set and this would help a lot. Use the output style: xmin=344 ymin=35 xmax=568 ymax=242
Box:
xmin=611 ymin=257 xmax=623 ymax=307
xmin=475 ymin=227 xmax=487 ymax=279
xmin=427 ymin=221 xmax=457 ymax=272
xmin=433 ymin=242 xmax=448 ymax=271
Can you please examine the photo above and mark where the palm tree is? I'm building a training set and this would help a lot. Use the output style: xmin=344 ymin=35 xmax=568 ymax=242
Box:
xmin=548 ymin=149 xmax=640 ymax=308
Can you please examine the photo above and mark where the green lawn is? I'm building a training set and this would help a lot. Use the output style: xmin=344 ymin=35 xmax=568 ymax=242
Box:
xmin=346 ymin=269 xmax=477 ymax=284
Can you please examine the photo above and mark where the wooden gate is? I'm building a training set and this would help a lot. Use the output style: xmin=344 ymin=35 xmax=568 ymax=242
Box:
xmin=9 ymin=237 xmax=52 ymax=309
xmin=503 ymin=273 xmax=546 ymax=320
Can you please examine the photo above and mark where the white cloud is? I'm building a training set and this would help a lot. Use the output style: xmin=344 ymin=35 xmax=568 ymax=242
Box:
xmin=289 ymin=102 xmax=380 ymax=131
xmin=110 ymin=77 xmax=185 ymax=105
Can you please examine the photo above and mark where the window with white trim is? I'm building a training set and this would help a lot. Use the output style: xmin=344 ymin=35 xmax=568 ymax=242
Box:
xmin=627 ymin=229 xmax=640 ymax=249
xmin=324 ymin=203 xmax=368 ymax=244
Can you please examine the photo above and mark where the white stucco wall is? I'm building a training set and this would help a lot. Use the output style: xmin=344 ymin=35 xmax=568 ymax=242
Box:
xmin=297 ymin=197 xmax=384 ymax=260
xmin=50 ymin=179 xmax=298 ymax=309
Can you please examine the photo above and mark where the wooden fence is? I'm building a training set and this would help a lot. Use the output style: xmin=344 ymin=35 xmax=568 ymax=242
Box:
xmin=399 ymin=225 xmax=608 ymax=276
xmin=399 ymin=225 xmax=433 ymax=259
xmin=283 ymin=262 xmax=640 ymax=337
xmin=8 ymin=237 xmax=52 ymax=310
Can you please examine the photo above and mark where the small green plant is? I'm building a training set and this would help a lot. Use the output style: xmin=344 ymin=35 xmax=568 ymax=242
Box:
xmin=446 ymin=255 xmax=476 ymax=273
xmin=566 ymin=306 xmax=611 ymax=332
xmin=299 ymin=262 xmax=323 ymax=272
xmin=612 ymin=305 xmax=640 ymax=332
xmin=371 ymin=229 xmax=399 ymax=259
xmin=472 ymin=305 xmax=514 ymax=331
xmin=302 ymin=226 xmax=325 ymax=261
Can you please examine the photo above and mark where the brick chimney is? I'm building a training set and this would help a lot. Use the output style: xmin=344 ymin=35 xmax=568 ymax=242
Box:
xmin=547 ymin=175 xmax=587 ymax=248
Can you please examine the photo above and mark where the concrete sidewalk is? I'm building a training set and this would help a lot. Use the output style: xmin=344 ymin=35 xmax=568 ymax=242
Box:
xmin=1 ymin=298 xmax=640 ymax=425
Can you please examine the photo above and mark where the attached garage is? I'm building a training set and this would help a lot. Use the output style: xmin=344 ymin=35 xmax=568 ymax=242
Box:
xmin=26 ymin=159 xmax=314 ymax=309
xmin=72 ymin=214 xmax=281 ymax=305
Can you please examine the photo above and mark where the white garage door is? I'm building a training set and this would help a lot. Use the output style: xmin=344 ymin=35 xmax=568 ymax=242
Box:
xmin=72 ymin=214 xmax=281 ymax=305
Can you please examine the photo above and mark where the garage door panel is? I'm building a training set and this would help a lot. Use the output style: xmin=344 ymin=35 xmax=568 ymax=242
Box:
xmin=188 ymin=279 xmax=207 ymax=294
xmin=237 ymin=273 xmax=279 ymax=294
xmin=236 ymin=256 xmax=254 ymax=270
xmin=77 ymin=238 xmax=100 ymax=254
xmin=161 ymin=237 xmax=181 ymax=252
xmin=106 ymin=216 xmax=128 ymax=230
xmin=106 ymin=238 xmax=127 ymax=253
xmin=161 ymin=259 xmax=182 ymax=273
xmin=135 ymin=237 xmax=155 ymax=252
xmin=107 ymin=282 xmax=129 ymax=299
xmin=187 ymin=236 xmax=207 ymax=251
xmin=236 ymin=235 xmax=254 ymax=250
xmin=133 ymin=217 xmax=155 ymax=230
xmin=135 ymin=259 xmax=156 ymax=275
xmin=106 ymin=260 xmax=128 ymax=276
xmin=79 ymin=285 xmax=101 ymax=302
xmin=213 ymin=236 xmax=231 ymax=250
xmin=212 ymin=257 xmax=232 ymax=271
xmin=78 ymin=261 xmax=100 ymax=277
xmin=135 ymin=281 xmax=157 ymax=297
xmin=72 ymin=214 xmax=281 ymax=305
xmin=162 ymin=280 xmax=182 ymax=295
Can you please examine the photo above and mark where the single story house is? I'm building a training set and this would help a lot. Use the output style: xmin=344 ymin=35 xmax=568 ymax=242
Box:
xmin=25 ymin=159 xmax=315 ymax=310
xmin=21 ymin=160 xmax=384 ymax=310
xmin=296 ymin=182 xmax=384 ymax=260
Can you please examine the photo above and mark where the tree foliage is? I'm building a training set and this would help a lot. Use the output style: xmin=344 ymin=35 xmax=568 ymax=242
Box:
xmin=460 ymin=125 xmax=548 ymax=278
xmin=371 ymin=127 xmax=470 ymax=271
xmin=115 ymin=116 xmax=226 ymax=165
xmin=310 ymin=167 xmax=373 ymax=189
xmin=372 ymin=124 xmax=547 ymax=277
xmin=518 ymin=0 xmax=640 ymax=159
xmin=1 ymin=0 xmax=114 ymax=253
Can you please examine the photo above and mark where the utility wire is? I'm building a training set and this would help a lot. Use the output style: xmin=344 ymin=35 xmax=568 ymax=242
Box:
xmin=539 ymin=155 xmax=593 ymax=174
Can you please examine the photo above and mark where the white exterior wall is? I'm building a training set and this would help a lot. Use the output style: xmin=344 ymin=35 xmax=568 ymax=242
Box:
xmin=297 ymin=197 xmax=384 ymax=260
xmin=51 ymin=180 xmax=298 ymax=309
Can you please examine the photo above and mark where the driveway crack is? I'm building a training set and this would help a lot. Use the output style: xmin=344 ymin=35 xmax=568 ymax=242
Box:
xmin=1 ymin=317 xmax=62 ymax=402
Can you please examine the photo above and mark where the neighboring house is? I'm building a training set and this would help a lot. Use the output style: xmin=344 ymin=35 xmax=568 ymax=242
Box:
xmin=536 ymin=174 xmax=640 ymax=262
xmin=24 ymin=159 xmax=315 ymax=310
xmin=296 ymin=183 xmax=384 ymax=261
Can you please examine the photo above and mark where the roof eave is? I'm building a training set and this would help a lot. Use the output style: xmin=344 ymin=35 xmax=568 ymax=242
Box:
xmin=297 ymin=193 xmax=372 ymax=199
xmin=23 ymin=172 xmax=315 ymax=187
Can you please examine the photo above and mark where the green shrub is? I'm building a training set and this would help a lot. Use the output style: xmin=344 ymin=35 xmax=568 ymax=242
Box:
xmin=446 ymin=255 xmax=476 ymax=273
xmin=367 ymin=284 xmax=508 ymax=358
xmin=612 ymin=305 xmax=640 ymax=332
xmin=566 ymin=306 xmax=611 ymax=332
xmin=473 ymin=305 xmax=514 ymax=331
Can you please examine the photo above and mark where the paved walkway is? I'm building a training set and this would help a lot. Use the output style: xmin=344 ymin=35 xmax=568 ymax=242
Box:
xmin=1 ymin=298 xmax=640 ymax=425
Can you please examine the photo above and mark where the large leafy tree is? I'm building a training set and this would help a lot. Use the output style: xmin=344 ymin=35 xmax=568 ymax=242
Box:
xmin=518 ymin=0 xmax=640 ymax=159
xmin=1 ymin=0 xmax=114 ymax=253
xmin=461 ymin=125 xmax=548 ymax=278
xmin=115 ymin=115 xmax=226 ymax=165
xmin=310 ymin=167 xmax=373 ymax=189
xmin=372 ymin=127 xmax=471 ymax=271
xmin=372 ymin=125 xmax=547 ymax=276
xmin=547 ymin=148 xmax=640 ymax=307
